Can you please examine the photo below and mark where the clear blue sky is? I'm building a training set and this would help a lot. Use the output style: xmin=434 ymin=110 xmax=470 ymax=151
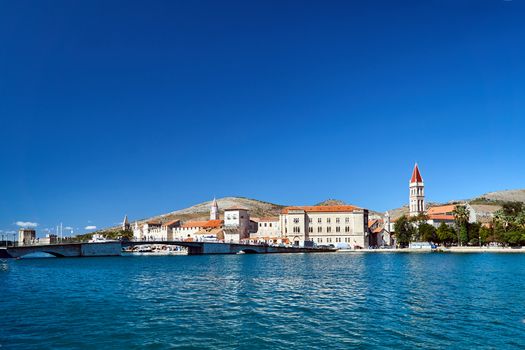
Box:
xmin=1 ymin=0 xmax=524 ymax=236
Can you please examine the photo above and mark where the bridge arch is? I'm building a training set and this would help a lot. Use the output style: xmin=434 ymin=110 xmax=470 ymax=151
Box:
xmin=18 ymin=250 xmax=66 ymax=258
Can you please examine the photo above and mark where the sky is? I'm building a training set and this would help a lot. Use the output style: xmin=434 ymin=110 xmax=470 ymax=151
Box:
xmin=1 ymin=0 xmax=524 ymax=237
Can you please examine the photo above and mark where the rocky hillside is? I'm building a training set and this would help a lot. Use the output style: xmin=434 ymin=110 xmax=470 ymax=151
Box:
xmin=101 ymin=197 xmax=286 ymax=232
xmin=98 ymin=189 xmax=525 ymax=232
xmin=473 ymin=189 xmax=525 ymax=203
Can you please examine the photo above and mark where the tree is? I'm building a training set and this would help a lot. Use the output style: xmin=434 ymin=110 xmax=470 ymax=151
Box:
xmin=394 ymin=215 xmax=414 ymax=248
xmin=479 ymin=226 xmax=491 ymax=246
xmin=436 ymin=222 xmax=456 ymax=246
xmin=419 ymin=223 xmax=437 ymax=243
xmin=453 ymin=205 xmax=470 ymax=246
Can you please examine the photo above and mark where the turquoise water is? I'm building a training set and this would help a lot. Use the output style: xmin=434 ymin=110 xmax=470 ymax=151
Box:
xmin=1 ymin=253 xmax=525 ymax=349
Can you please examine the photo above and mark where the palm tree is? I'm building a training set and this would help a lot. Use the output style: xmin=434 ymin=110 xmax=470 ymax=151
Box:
xmin=453 ymin=205 xmax=469 ymax=246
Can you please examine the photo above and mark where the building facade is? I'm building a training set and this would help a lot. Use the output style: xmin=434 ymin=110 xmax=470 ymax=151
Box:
xmin=18 ymin=229 xmax=36 ymax=246
xmin=280 ymin=205 xmax=369 ymax=248
xmin=223 ymin=208 xmax=251 ymax=242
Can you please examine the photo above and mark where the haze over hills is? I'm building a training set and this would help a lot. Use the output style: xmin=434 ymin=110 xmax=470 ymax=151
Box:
xmin=99 ymin=189 xmax=525 ymax=232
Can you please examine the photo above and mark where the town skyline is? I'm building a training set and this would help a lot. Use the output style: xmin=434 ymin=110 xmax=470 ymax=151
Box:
xmin=1 ymin=1 xmax=525 ymax=235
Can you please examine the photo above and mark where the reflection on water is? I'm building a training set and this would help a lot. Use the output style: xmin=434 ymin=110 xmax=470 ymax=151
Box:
xmin=1 ymin=253 xmax=525 ymax=349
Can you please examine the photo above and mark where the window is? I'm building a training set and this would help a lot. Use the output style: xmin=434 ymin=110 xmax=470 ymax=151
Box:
xmin=345 ymin=226 xmax=350 ymax=232
xmin=327 ymin=218 xmax=331 ymax=224
xmin=309 ymin=218 xmax=312 ymax=223
xmin=345 ymin=217 xmax=349 ymax=223
xmin=327 ymin=227 xmax=332 ymax=233
xmin=327 ymin=237 xmax=332 ymax=243
xmin=293 ymin=226 xmax=301 ymax=233
xmin=269 ymin=223 xmax=272 ymax=227
xmin=308 ymin=227 xmax=313 ymax=233
xmin=318 ymin=218 xmax=322 ymax=223
xmin=318 ymin=238 xmax=323 ymax=243
xmin=336 ymin=218 xmax=340 ymax=224
xmin=336 ymin=226 xmax=340 ymax=233
xmin=264 ymin=223 xmax=267 ymax=227
xmin=317 ymin=227 xmax=322 ymax=233
xmin=293 ymin=218 xmax=299 ymax=224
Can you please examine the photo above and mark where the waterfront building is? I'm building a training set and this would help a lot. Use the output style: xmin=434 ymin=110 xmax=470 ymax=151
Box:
xmin=133 ymin=220 xmax=162 ymax=240
xmin=251 ymin=217 xmax=280 ymax=237
xmin=39 ymin=234 xmax=58 ymax=245
xmin=18 ymin=228 xmax=36 ymax=246
xmin=279 ymin=205 xmax=369 ymax=248
xmin=223 ymin=207 xmax=251 ymax=242
xmin=409 ymin=163 xmax=425 ymax=217
xmin=249 ymin=217 xmax=282 ymax=244
xmin=466 ymin=203 xmax=500 ymax=227
xmin=426 ymin=204 xmax=456 ymax=228
xmin=368 ymin=212 xmax=395 ymax=247
xmin=173 ymin=220 xmax=223 ymax=240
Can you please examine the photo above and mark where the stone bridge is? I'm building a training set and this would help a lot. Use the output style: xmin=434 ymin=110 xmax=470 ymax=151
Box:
xmin=1 ymin=240 xmax=335 ymax=258
xmin=3 ymin=242 xmax=122 ymax=258
xmin=122 ymin=240 xmax=335 ymax=255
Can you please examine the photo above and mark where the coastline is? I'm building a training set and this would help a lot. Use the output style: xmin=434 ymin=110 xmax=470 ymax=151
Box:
xmin=337 ymin=247 xmax=525 ymax=253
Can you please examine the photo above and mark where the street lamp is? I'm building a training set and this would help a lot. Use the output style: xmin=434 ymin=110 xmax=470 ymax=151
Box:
xmin=12 ymin=233 xmax=16 ymax=247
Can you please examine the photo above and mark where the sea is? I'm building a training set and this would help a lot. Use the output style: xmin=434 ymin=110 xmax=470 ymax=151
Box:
xmin=1 ymin=252 xmax=524 ymax=349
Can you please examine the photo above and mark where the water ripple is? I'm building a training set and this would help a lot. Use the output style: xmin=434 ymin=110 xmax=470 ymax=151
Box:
xmin=1 ymin=253 xmax=525 ymax=349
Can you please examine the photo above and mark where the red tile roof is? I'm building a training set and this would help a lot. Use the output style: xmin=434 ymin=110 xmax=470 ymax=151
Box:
xmin=162 ymin=220 xmax=181 ymax=227
xmin=410 ymin=163 xmax=423 ymax=183
xmin=282 ymin=205 xmax=359 ymax=214
xmin=428 ymin=214 xmax=455 ymax=221
xmin=427 ymin=205 xmax=456 ymax=215
xmin=181 ymin=220 xmax=223 ymax=229
xmin=146 ymin=220 xmax=161 ymax=225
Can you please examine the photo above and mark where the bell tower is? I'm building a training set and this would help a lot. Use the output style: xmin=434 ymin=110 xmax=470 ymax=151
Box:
xmin=409 ymin=163 xmax=425 ymax=216
xmin=210 ymin=198 xmax=219 ymax=220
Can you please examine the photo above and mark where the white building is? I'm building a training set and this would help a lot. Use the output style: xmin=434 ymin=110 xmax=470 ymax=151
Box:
xmin=223 ymin=207 xmax=251 ymax=242
xmin=133 ymin=220 xmax=181 ymax=241
xmin=280 ymin=205 xmax=369 ymax=248
xmin=173 ymin=220 xmax=223 ymax=241
xmin=251 ymin=217 xmax=281 ymax=238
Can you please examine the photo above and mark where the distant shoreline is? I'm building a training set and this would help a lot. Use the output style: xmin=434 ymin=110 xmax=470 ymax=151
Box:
xmin=337 ymin=247 xmax=525 ymax=253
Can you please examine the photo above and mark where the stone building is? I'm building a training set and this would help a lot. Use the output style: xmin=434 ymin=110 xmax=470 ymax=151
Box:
xmin=18 ymin=228 xmax=36 ymax=246
xmin=223 ymin=208 xmax=251 ymax=242
xmin=280 ymin=205 xmax=369 ymax=248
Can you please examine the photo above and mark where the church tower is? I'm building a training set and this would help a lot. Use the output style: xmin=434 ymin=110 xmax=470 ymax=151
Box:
xmin=210 ymin=198 xmax=219 ymax=220
xmin=409 ymin=163 xmax=425 ymax=217
xmin=122 ymin=215 xmax=131 ymax=231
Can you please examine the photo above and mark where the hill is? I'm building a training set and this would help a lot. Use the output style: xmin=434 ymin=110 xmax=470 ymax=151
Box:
xmin=101 ymin=197 xmax=286 ymax=232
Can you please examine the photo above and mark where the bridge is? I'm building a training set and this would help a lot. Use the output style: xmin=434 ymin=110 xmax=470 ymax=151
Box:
xmin=0 ymin=240 xmax=335 ymax=258
xmin=122 ymin=240 xmax=335 ymax=255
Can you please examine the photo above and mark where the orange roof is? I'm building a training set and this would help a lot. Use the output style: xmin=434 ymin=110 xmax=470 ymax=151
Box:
xmin=368 ymin=219 xmax=379 ymax=227
xmin=181 ymin=219 xmax=223 ymax=229
xmin=282 ymin=205 xmax=359 ymax=214
xmin=146 ymin=220 xmax=161 ymax=225
xmin=162 ymin=220 xmax=180 ymax=227
xmin=372 ymin=227 xmax=383 ymax=233
xmin=428 ymin=214 xmax=455 ymax=221
xmin=410 ymin=163 xmax=423 ymax=183
xmin=427 ymin=205 xmax=456 ymax=215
